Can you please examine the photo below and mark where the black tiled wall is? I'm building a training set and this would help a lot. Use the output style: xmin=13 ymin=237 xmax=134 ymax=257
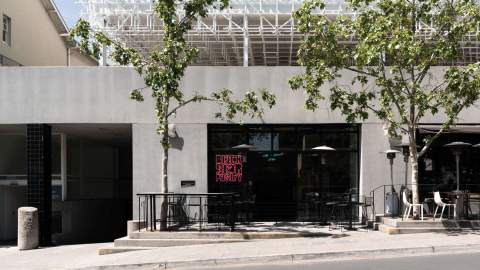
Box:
xmin=26 ymin=124 xmax=52 ymax=246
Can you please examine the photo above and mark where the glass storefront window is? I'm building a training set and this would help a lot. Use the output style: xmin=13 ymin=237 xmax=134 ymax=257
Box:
xmin=208 ymin=124 xmax=360 ymax=221
xmin=418 ymin=131 xmax=480 ymax=193
xmin=210 ymin=132 xmax=246 ymax=151
xmin=249 ymin=132 xmax=271 ymax=151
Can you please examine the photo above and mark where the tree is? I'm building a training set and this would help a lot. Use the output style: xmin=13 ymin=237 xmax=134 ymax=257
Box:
xmin=70 ymin=0 xmax=276 ymax=229
xmin=290 ymin=0 xmax=480 ymax=217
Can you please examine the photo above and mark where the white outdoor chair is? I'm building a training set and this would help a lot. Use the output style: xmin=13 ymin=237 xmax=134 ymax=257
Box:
xmin=402 ymin=191 xmax=424 ymax=220
xmin=433 ymin=191 xmax=456 ymax=220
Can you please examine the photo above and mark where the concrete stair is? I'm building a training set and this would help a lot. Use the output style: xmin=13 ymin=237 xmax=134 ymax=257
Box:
xmin=100 ymin=230 xmax=327 ymax=254
xmin=128 ymin=231 xmax=320 ymax=240
xmin=378 ymin=217 xmax=480 ymax=234
xmin=114 ymin=236 xmax=246 ymax=247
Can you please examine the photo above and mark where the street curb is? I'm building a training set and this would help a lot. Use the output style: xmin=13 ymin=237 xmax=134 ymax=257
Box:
xmin=76 ymin=243 xmax=480 ymax=270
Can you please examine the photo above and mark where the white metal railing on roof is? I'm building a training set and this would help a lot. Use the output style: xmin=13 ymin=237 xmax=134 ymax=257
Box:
xmin=78 ymin=0 xmax=480 ymax=66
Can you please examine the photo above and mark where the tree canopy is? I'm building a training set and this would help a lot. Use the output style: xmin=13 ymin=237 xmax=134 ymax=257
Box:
xmin=290 ymin=0 xmax=480 ymax=212
xmin=70 ymin=0 xmax=276 ymax=229
xmin=71 ymin=1 xmax=275 ymax=150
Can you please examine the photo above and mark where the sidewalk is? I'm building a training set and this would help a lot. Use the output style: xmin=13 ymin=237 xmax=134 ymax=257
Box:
xmin=2 ymin=229 xmax=480 ymax=270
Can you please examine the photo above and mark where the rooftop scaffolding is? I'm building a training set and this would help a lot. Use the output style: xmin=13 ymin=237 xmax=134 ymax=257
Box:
xmin=79 ymin=0 xmax=480 ymax=66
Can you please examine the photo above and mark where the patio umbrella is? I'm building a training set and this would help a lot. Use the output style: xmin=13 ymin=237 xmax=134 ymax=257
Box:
xmin=312 ymin=145 xmax=335 ymax=165
xmin=232 ymin=144 xmax=256 ymax=150
xmin=232 ymin=144 xmax=255 ymax=163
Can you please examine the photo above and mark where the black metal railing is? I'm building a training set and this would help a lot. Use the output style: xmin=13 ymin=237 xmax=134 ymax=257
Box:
xmin=136 ymin=192 xmax=375 ymax=232
xmin=299 ymin=192 xmax=374 ymax=230
xmin=137 ymin=192 xmax=237 ymax=231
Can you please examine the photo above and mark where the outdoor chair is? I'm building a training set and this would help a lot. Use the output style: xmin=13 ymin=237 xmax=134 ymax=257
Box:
xmin=433 ymin=191 xmax=456 ymax=220
xmin=402 ymin=191 xmax=424 ymax=220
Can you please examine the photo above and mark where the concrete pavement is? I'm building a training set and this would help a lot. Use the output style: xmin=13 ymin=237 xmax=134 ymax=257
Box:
xmin=2 ymin=229 xmax=480 ymax=270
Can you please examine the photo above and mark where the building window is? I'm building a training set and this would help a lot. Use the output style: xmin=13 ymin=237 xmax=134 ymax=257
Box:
xmin=3 ymin=14 xmax=11 ymax=46
xmin=208 ymin=124 xmax=361 ymax=221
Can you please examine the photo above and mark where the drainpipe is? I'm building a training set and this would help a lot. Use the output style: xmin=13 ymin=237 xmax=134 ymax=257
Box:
xmin=67 ymin=47 xmax=71 ymax=67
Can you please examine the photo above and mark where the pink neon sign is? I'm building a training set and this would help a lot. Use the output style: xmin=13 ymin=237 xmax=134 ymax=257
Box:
xmin=215 ymin=154 xmax=243 ymax=183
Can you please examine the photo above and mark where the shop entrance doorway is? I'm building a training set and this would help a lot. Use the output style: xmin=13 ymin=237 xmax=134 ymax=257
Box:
xmin=249 ymin=151 xmax=296 ymax=220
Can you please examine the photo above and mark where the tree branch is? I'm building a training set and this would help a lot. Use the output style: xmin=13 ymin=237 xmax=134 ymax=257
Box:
xmin=166 ymin=95 xmax=206 ymax=118
xmin=364 ymin=103 xmax=409 ymax=133
xmin=345 ymin=66 xmax=378 ymax=77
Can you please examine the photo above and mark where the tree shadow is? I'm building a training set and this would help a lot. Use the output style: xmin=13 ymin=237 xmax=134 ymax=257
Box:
xmin=170 ymin=135 xmax=184 ymax=150
xmin=234 ymin=221 xmax=354 ymax=239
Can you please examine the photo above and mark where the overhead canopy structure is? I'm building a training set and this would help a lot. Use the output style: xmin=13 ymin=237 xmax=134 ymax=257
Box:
xmin=79 ymin=0 xmax=480 ymax=66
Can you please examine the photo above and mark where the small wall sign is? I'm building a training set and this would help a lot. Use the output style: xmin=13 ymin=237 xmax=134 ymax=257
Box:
xmin=181 ymin=180 xmax=196 ymax=187
xmin=215 ymin=154 xmax=243 ymax=183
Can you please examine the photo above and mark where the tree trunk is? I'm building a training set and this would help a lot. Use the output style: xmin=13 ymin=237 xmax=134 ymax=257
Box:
xmin=409 ymin=140 xmax=420 ymax=219
xmin=159 ymin=129 xmax=169 ymax=231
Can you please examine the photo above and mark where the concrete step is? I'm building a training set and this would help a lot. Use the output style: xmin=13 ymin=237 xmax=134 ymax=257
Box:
xmin=114 ymin=236 xmax=246 ymax=248
xmin=382 ymin=218 xmax=480 ymax=229
xmin=378 ymin=224 xmax=476 ymax=234
xmin=374 ymin=215 xmax=385 ymax=223
xmin=129 ymin=231 xmax=325 ymax=240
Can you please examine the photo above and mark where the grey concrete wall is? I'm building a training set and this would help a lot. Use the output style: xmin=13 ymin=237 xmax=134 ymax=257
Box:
xmin=360 ymin=124 xmax=406 ymax=214
xmin=132 ymin=123 xmax=207 ymax=219
xmin=1 ymin=66 xmax=480 ymax=220
xmin=1 ymin=66 xmax=479 ymax=125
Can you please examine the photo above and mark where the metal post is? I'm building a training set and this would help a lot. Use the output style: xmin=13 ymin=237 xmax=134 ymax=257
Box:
xmin=230 ymin=194 xmax=236 ymax=231
xmin=101 ymin=18 xmax=108 ymax=66
xmin=390 ymin=159 xmax=394 ymax=193
xmin=60 ymin=133 xmax=67 ymax=201
xmin=383 ymin=185 xmax=386 ymax=216
xmin=138 ymin=195 xmax=141 ymax=231
xmin=149 ymin=195 xmax=154 ymax=231
xmin=153 ymin=195 xmax=157 ymax=231
xmin=199 ymin=196 xmax=203 ymax=230
xmin=348 ymin=193 xmax=353 ymax=230
xmin=144 ymin=196 xmax=147 ymax=231
xmin=455 ymin=154 xmax=460 ymax=192
xmin=243 ymin=15 xmax=249 ymax=67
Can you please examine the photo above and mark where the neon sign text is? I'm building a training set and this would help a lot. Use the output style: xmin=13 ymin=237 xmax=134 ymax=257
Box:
xmin=215 ymin=154 xmax=243 ymax=183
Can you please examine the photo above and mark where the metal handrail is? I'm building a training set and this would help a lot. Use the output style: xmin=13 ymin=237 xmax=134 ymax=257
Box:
xmin=137 ymin=192 xmax=238 ymax=232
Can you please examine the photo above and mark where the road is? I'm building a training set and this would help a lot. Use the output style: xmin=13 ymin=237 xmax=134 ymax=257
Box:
xmin=201 ymin=252 xmax=480 ymax=270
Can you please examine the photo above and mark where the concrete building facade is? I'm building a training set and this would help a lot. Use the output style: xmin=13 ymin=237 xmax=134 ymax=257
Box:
xmin=1 ymin=66 xmax=479 ymax=242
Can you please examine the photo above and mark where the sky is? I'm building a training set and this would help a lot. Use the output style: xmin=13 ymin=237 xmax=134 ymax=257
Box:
xmin=53 ymin=0 xmax=83 ymax=28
